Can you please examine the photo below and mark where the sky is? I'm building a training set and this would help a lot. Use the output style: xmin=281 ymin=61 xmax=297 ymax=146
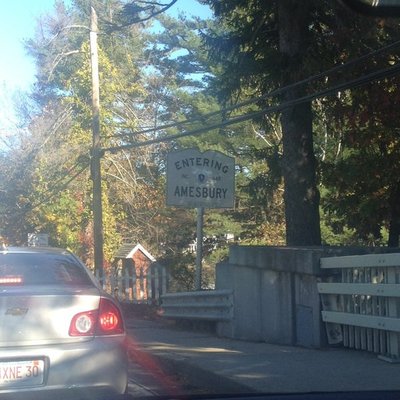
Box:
xmin=0 ymin=0 xmax=56 ymax=92
xmin=0 ymin=0 xmax=211 ymax=91
xmin=0 ymin=1 xmax=58 ymax=144
xmin=0 ymin=0 xmax=211 ymax=141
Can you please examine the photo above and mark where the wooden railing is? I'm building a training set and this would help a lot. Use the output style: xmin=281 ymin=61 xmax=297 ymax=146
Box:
xmin=318 ymin=253 xmax=400 ymax=362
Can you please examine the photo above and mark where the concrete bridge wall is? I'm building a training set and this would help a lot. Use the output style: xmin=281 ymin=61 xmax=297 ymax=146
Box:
xmin=215 ymin=245 xmax=400 ymax=347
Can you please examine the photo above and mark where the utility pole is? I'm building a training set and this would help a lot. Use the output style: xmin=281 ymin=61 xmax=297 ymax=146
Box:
xmin=90 ymin=5 xmax=104 ymax=277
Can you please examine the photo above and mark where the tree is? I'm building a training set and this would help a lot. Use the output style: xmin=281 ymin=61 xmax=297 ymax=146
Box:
xmin=199 ymin=0 xmax=323 ymax=245
xmin=307 ymin=9 xmax=400 ymax=247
xmin=19 ymin=0 xmax=159 ymax=265
xmin=277 ymin=0 xmax=321 ymax=245
xmin=199 ymin=0 xmax=400 ymax=247
xmin=321 ymin=76 xmax=400 ymax=247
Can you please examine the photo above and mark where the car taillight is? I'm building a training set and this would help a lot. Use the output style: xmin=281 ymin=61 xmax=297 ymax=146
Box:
xmin=97 ymin=298 xmax=124 ymax=335
xmin=69 ymin=310 xmax=98 ymax=336
xmin=69 ymin=298 xmax=124 ymax=337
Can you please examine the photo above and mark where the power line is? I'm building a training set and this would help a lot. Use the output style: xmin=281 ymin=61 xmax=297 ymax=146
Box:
xmin=103 ymin=60 xmax=400 ymax=153
xmin=105 ymin=39 xmax=400 ymax=142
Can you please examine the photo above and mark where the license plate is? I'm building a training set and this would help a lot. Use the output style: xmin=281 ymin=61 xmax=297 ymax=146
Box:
xmin=0 ymin=360 xmax=44 ymax=388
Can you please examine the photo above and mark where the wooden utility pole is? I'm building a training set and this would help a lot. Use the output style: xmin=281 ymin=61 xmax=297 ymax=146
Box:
xmin=90 ymin=5 xmax=104 ymax=277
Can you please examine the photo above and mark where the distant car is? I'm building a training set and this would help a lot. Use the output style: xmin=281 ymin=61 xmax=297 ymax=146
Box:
xmin=0 ymin=246 xmax=128 ymax=399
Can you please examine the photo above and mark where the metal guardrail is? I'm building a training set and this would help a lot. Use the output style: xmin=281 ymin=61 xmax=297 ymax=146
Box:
xmin=318 ymin=253 xmax=400 ymax=361
xmin=161 ymin=289 xmax=233 ymax=321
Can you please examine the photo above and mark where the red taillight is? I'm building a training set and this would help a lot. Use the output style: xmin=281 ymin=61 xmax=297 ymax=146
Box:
xmin=97 ymin=298 xmax=124 ymax=335
xmin=69 ymin=298 xmax=124 ymax=337
xmin=69 ymin=310 xmax=97 ymax=336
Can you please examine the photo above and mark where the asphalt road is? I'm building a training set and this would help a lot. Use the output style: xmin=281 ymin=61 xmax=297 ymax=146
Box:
xmin=126 ymin=340 xmax=210 ymax=398
xmin=123 ymin=306 xmax=400 ymax=397
xmin=127 ymin=360 xmax=161 ymax=397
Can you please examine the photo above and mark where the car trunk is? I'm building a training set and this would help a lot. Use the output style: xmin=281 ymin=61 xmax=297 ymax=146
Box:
xmin=0 ymin=286 xmax=101 ymax=347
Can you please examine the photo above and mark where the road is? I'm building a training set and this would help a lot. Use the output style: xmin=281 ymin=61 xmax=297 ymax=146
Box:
xmin=127 ymin=342 xmax=211 ymax=398
xmin=127 ymin=360 xmax=162 ymax=397
xmin=124 ymin=313 xmax=214 ymax=398
xmin=126 ymin=333 xmax=202 ymax=398
xmin=123 ymin=307 xmax=400 ymax=397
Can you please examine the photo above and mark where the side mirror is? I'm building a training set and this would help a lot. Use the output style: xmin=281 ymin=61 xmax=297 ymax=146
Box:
xmin=342 ymin=0 xmax=400 ymax=16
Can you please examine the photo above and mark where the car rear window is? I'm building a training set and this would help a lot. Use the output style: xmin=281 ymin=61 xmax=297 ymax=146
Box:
xmin=0 ymin=252 xmax=93 ymax=286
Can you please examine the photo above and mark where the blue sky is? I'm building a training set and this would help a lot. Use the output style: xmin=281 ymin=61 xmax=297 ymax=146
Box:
xmin=0 ymin=0 xmax=55 ymax=91
xmin=0 ymin=0 xmax=211 ymax=92
xmin=0 ymin=1 xmax=57 ymax=143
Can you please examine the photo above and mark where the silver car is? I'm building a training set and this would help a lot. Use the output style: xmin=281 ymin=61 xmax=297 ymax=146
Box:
xmin=0 ymin=246 xmax=128 ymax=399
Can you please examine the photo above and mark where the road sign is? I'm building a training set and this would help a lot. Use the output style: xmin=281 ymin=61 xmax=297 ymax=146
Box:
xmin=28 ymin=233 xmax=49 ymax=247
xmin=166 ymin=149 xmax=235 ymax=208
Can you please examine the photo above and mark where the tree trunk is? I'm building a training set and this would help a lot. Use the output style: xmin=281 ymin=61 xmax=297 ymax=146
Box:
xmin=278 ymin=0 xmax=321 ymax=246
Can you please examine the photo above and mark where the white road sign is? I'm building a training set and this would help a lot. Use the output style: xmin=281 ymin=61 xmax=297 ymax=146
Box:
xmin=27 ymin=233 xmax=49 ymax=247
xmin=167 ymin=149 xmax=235 ymax=208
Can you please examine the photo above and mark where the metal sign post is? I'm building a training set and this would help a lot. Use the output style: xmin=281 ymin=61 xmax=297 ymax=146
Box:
xmin=195 ymin=207 xmax=204 ymax=291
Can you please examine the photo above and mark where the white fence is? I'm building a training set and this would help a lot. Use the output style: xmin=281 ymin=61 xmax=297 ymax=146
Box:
xmin=318 ymin=253 xmax=400 ymax=361
xmin=95 ymin=266 xmax=167 ymax=304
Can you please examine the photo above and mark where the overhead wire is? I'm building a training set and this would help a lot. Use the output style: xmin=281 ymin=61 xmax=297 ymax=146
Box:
xmin=105 ymin=38 xmax=400 ymax=142
xmin=103 ymin=58 xmax=400 ymax=153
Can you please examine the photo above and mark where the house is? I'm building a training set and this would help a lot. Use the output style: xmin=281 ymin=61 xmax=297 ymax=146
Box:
xmin=114 ymin=243 xmax=166 ymax=302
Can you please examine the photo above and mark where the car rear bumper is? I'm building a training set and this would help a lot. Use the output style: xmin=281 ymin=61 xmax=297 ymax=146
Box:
xmin=0 ymin=336 xmax=128 ymax=397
